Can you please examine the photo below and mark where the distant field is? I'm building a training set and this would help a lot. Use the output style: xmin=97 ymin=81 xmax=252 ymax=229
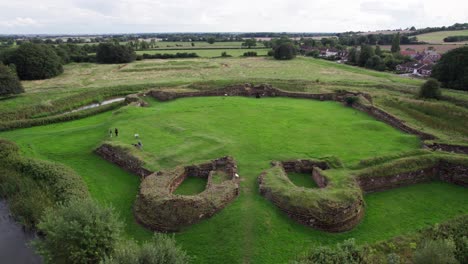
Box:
xmin=380 ymin=44 xmax=465 ymax=53
xmin=136 ymin=48 xmax=271 ymax=57
xmin=416 ymin=30 xmax=468 ymax=44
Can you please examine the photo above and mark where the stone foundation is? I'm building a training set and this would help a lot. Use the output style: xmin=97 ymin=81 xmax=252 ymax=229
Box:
xmin=95 ymin=143 xmax=152 ymax=178
xmin=134 ymin=156 xmax=240 ymax=232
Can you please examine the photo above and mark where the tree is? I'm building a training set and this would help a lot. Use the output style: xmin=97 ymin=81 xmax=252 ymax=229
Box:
xmin=0 ymin=64 xmax=24 ymax=96
xmin=273 ymin=43 xmax=296 ymax=60
xmin=207 ymin=37 xmax=216 ymax=44
xmin=33 ymin=199 xmax=122 ymax=264
xmin=348 ymin=47 xmax=359 ymax=65
xmin=366 ymin=55 xmax=386 ymax=71
xmin=358 ymin=45 xmax=374 ymax=67
xmin=419 ymin=78 xmax=442 ymax=99
xmin=391 ymin=33 xmax=401 ymax=53
xmin=375 ymin=45 xmax=383 ymax=57
xmin=102 ymin=234 xmax=190 ymax=264
xmin=6 ymin=43 xmax=63 ymax=80
xmin=242 ymin=38 xmax=257 ymax=49
xmin=96 ymin=43 xmax=136 ymax=64
xmin=431 ymin=46 xmax=468 ymax=91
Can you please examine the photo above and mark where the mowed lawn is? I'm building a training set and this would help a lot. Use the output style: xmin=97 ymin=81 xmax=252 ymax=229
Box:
xmin=136 ymin=48 xmax=271 ymax=57
xmin=1 ymin=97 xmax=467 ymax=263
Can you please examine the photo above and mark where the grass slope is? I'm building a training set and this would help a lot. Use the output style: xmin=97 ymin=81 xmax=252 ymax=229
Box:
xmin=416 ymin=29 xmax=468 ymax=44
xmin=2 ymin=97 xmax=466 ymax=263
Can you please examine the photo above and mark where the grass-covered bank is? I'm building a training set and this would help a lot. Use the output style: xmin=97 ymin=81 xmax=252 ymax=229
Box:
xmin=1 ymin=96 xmax=467 ymax=263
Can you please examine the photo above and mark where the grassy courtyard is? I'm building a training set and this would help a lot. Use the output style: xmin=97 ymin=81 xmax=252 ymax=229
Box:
xmin=1 ymin=96 xmax=467 ymax=263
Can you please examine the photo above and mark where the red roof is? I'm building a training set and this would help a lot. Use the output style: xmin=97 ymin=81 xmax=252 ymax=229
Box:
xmin=400 ymin=50 xmax=417 ymax=56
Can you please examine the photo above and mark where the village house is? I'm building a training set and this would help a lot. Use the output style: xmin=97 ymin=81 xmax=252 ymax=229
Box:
xmin=396 ymin=49 xmax=439 ymax=77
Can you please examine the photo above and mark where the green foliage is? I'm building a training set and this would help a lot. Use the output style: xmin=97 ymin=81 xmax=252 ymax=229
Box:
xmin=96 ymin=43 xmax=136 ymax=64
xmin=296 ymin=239 xmax=366 ymax=264
xmin=207 ymin=37 xmax=216 ymax=44
xmin=0 ymin=63 xmax=23 ymax=96
xmin=432 ymin=46 xmax=468 ymax=91
xmin=375 ymin=46 xmax=383 ymax=57
xmin=443 ymin=35 xmax=468 ymax=42
xmin=34 ymin=199 xmax=123 ymax=264
xmin=242 ymin=38 xmax=257 ymax=48
xmin=102 ymin=234 xmax=190 ymax=264
xmin=413 ymin=239 xmax=459 ymax=264
xmin=243 ymin=51 xmax=257 ymax=57
xmin=6 ymin=43 xmax=63 ymax=80
xmin=358 ymin=45 xmax=374 ymax=67
xmin=391 ymin=33 xmax=401 ymax=53
xmin=345 ymin=96 xmax=359 ymax=106
xmin=365 ymin=55 xmax=385 ymax=71
xmin=419 ymin=78 xmax=441 ymax=99
xmin=274 ymin=43 xmax=296 ymax=60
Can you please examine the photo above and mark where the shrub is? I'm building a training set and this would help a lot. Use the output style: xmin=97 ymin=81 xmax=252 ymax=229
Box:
xmin=243 ymin=51 xmax=257 ymax=57
xmin=0 ymin=63 xmax=24 ymax=96
xmin=221 ymin=52 xmax=231 ymax=57
xmin=102 ymin=234 xmax=190 ymax=264
xmin=34 ymin=199 xmax=123 ymax=264
xmin=432 ymin=46 xmax=468 ymax=91
xmin=413 ymin=239 xmax=459 ymax=264
xmin=419 ymin=78 xmax=441 ymax=99
xmin=96 ymin=43 xmax=136 ymax=64
xmin=6 ymin=43 xmax=63 ymax=80
xmin=296 ymin=239 xmax=366 ymax=264
xmin=273 ymin=43 xmax=296 ymax=60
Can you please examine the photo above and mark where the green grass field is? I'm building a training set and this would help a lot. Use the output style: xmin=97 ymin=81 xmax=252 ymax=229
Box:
xmin=416 ymin=29 xmax=468 ymax=44
xmin=136 ymin=48 xmax=271 ymax=57
xmin=1 ymin=96 xmax=467 ymax=263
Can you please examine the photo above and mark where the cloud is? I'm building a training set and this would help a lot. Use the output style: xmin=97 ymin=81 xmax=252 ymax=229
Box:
xmin=0 ymin=0 xmax=466 ymax=34
xmin=0 ymin=17 xmax=41 ymax=28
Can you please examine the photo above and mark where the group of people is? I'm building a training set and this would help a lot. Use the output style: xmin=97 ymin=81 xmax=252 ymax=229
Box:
xmin=108 ymin=128 xmax=143 ymax=149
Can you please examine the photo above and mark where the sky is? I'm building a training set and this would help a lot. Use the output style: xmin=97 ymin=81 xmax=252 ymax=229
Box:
xmin=0 ymin=0 xmax=467 ymax=34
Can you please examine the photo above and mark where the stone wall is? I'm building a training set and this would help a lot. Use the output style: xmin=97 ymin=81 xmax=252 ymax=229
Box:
xmin=134 ymin=156 xmax=240 ymax=232
xmin=425 ymin=143 xmax=468 ymax=155
xmin=357 ymin=167 xmax=438 ymax=193
xmin=438 ymin=161 xmax=468 ymax=187
xmin=95 ymin=144 xmax=152 ymax=178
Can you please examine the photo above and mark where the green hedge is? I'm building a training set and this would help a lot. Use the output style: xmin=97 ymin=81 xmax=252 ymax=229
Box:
xmin=0 ymin=139 xmax=89 ymax=228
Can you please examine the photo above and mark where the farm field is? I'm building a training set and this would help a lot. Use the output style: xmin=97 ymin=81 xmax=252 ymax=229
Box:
xmin=379 ymin=44 xmax=466 ymax=53
xmin=136 ymin=48 xmax=271 ymax=57
xmin=415 ymin=29 xmax=468 ymax=44
xmin=2 ymin=96 xmax=467 ymax=263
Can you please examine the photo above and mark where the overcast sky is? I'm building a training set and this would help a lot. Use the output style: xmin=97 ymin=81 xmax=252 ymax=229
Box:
xmin=0 ymin=0 xmax=467 ymax=34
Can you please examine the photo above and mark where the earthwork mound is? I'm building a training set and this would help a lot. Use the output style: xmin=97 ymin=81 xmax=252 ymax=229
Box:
xmin=134 ymin=156 xmax=240 ymax=232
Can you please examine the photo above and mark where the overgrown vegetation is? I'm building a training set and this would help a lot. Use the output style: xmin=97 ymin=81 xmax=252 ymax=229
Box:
xmin=96 ymin=43 xmax=136 ymax=64
xmin=419 ymin=78 xmax=441 ymax=99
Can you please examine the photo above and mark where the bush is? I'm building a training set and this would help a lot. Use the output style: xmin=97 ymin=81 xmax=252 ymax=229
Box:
xmin=243 ymin=51 xmax=257 ymax=57
xmin=273 ymin=43 xmax=296 ymax=60
xmin=413 ymin=239 xmax=459 ymax=264
xmin=432 ymin=46 xmax=468 ymax=91
xmin=419 ymin=78 xmax=441 ymax=99
xmin=34 ymin=199 xmax=123 ymax=264
xmin=102 ymin=234 xmax=190 ymax=264
xmin=221 ymin=52 xmax=231 ymax=57
xmin=6 ymin=43 xmax=63 ymax=80
xmin=96 ymin=43 xmax=136 ymax=64
xmin=296 ymin=239 xmax=366 ymax=264
xmin=0 ymin=63 xmax=24 ymax=96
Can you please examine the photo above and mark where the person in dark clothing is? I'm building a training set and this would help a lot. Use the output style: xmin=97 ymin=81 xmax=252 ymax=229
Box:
xmin=114 ymin=128 xmax=119 ymax=137
xmin=255 ymin=92 xmax=261 ymax=98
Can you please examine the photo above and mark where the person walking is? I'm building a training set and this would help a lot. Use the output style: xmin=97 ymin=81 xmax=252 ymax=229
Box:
xmin=109 ymin=129 xmax=113 ymax=138
xmin=115 ymin=128 xmax=119 ymax=137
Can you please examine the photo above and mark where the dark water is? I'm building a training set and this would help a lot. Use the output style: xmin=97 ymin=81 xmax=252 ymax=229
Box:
xmin=0 ymin=200 xmax=42 ymax=264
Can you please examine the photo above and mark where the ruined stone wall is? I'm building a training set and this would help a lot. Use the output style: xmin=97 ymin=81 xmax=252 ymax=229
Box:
xmin=357 ymin=167 xmax=438 ymax=193
xmin=425 ymin=143 xmax=468 ymax=155
xmin=312 ymin=167 xmax=328 ymax=188
xmin=258 ymin=170 xmax=364 ymax=232
xmin=280 ymin=159 xmax=329 ymax=173
xmin=95 ymin=144 xmax=152 ymax=178
xmin=438 ymin=161 xmax=468 ymax=187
